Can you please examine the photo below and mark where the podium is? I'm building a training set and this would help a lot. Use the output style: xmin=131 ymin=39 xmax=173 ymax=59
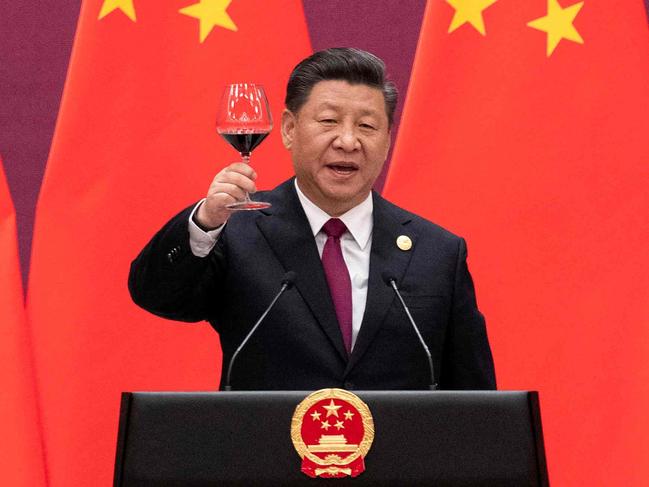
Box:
xmin=114 ymin=391 xmax=548 ymax=486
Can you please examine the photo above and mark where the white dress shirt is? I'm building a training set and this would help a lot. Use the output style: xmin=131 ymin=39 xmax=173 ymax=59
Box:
xmin=187 ymin=180 xmax=373 ymax=349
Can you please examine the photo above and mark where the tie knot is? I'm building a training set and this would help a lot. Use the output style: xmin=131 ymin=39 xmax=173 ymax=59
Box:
xmin=322 ymin=218 xmax=347 ymax=239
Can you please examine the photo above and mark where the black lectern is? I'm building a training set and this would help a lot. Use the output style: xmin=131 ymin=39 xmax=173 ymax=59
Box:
xmin=114 ymin=391 xmax=548 ymax=486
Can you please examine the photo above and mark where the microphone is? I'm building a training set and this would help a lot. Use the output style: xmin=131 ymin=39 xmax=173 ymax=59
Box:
xmin=382 ymin=272 xmax=438 ymax=390
xmin=224 ymin=271 xmax=296 ymax=391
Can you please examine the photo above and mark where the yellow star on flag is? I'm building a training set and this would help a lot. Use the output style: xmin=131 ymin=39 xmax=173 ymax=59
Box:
xmin=98 ymin=0 xmax=136 ymax=22
xmin=527 ymin=0 xmax=584 ymax=56
xmin=446 ymin=0 xmax=498 ymax=36
xmin=322 ymin=399 xmax=342 ymax=418
xmin=179 ymin=0 xmax=238 ymax=43
xmin=310 ymin=411 xmax=321 ymax=421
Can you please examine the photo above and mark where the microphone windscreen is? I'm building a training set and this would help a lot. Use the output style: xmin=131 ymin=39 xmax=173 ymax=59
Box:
xmin=282 ymin=271 xmax=297 ymax=288
xmin=381 ymin=271 xmax=397 ymax=286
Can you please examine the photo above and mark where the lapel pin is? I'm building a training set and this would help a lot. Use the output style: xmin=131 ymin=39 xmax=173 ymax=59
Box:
xmin=396 ymin=235 xmax=412 ymax=251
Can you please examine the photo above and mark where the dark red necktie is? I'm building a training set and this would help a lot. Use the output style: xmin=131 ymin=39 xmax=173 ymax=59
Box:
xmin=321 ymin=218 xmax=353 ymax=354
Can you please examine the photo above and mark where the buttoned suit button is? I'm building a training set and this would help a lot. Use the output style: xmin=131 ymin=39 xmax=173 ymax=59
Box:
xmin=344 ymin=381 xmax=354 ymax=390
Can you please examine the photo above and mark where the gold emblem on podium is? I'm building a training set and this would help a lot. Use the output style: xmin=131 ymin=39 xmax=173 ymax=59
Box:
xmin=291 ymin=388 xmax=374 ymax=478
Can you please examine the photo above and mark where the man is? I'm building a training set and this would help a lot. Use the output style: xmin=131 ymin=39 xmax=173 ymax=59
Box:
xmin=129 ymin=48 xmax=496 ymax=391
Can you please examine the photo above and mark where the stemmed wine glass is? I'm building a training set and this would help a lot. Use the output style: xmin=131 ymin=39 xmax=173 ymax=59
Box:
xmin=216 ymin=83 xmax=272 ymax=210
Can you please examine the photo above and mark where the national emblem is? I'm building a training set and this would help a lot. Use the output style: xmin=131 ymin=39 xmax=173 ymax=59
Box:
xmin=291 ymin=388 xmax=375 ymax=478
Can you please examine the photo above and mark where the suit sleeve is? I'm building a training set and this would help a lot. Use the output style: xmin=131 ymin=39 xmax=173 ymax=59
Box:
xmin=128 ymin=204 xmax=227 ymax=323
xmin=440 ymin=238 xmax=497 ymax=390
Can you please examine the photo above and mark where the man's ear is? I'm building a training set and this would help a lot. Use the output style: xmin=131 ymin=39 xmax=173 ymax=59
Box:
xmin=281 ymin=109 xmax=296 ymax=150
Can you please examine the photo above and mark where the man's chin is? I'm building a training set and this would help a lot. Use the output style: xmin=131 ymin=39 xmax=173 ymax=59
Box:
xmin=298 ymin=177 xmax=370 ymax=213
xmin=320 ymin=187 xmax=370 ymax=211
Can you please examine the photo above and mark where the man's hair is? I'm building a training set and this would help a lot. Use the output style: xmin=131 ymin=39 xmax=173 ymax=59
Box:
xmin=285 ymin=48 xmax=398 ymax=127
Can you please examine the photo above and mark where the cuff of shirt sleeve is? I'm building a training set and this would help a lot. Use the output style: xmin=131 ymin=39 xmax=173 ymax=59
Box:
xmin=188 ymin=199 xmax=224 ymax=257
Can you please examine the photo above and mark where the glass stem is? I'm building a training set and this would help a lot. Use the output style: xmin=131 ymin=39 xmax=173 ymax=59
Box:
xmin=241 ymin=152 xmax=252 ymax=204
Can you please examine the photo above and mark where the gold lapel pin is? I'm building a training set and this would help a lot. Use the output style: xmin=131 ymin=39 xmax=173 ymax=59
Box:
xmin=396 ymin=235 xmax=412 ymax=251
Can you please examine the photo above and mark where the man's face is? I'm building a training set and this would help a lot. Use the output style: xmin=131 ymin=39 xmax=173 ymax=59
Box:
xmin=281 ymin=80 xmax=391 ymax=216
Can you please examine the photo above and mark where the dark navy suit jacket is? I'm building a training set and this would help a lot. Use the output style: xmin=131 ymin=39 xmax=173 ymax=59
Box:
xmin=128 ymin=179 xmax=496 ymax=390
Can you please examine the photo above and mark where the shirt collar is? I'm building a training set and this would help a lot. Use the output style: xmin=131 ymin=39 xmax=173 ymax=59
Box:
xmin=294 ymin=179 xmax=373 ymax=250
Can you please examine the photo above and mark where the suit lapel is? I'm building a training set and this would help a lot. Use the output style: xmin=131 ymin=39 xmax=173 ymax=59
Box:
xmin=345 ymin=193 xmax=416 ymax=375
xmin=255 ymin=180 xmax=349 ymax=362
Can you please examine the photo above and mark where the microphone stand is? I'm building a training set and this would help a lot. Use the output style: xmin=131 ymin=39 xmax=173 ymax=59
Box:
xmin=385 ymin=276 xmax=438 ymax=390
xmin=224 ymin=272 xmax=295 ymax=391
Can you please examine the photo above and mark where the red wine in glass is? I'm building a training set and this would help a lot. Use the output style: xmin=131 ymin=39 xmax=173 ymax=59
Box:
xmin=216 ymin=83 xmax=272 ymax=210
xmin=219 ymin=131 xmax=269 ymax=156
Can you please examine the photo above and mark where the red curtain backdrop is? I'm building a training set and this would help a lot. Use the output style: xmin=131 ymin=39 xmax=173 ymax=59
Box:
xmin=385 ymin=1 xmax=649 ymax=485
xmin=26 ymin=0 xmax=311 ymax=484
xmin=0 ymin=157 xmax=46 ymax=486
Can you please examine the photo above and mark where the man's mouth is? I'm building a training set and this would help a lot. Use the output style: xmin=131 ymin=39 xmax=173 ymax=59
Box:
xmin=326 ymin=162 xmax=359 ymax=175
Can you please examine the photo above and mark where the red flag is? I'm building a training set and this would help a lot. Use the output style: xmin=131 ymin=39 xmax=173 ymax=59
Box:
xmin=385 ymin=1 xmax=649 ymax=485
xmin=0 ymin=157 xmax=46 ymax=486
xmin=27 ymin=0 xmax=311 ymax=484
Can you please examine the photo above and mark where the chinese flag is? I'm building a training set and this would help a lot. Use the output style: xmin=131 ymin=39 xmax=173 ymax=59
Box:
xmin=27 ymin=0 xmax=311 ymax=484
xmin=385 ymin=1 xmax=649 ymax=485
xmin=0 ymin=157 xmax=46 ymax=486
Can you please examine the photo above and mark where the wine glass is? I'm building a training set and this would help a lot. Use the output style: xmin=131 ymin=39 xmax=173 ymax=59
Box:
xmin=216 ymin=83 xmax=272 ymax=210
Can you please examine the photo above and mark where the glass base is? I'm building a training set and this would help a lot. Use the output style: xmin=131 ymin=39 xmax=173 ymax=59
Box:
xmin=226 ymin=200 xmax=272 ymax=211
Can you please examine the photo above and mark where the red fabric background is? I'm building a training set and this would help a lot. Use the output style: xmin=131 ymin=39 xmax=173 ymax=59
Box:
xmin=385 ymin=1 xmax=649 ymax=485
xmin=0 ymin=157 xmax=46 ymax=486
xmin=26 ymin=1 xmax=311 ymax=484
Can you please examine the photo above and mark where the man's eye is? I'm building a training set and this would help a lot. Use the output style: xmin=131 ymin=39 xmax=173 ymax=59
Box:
xmin=360 ymin=123 xmax=376 ymax=130
xmin=320 ymin=119 xmax=337 ymax=124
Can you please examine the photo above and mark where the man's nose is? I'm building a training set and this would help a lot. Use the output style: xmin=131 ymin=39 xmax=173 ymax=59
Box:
xmin=332 ymin=124 xmax=360 ymax=152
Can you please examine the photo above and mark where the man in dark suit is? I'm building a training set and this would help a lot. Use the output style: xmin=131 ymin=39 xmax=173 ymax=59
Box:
xmin=129 ymin=48 xmax=496 ymax=391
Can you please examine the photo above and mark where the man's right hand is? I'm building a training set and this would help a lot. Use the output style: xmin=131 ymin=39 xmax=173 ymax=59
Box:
xmin=194 ymin=162 xmax=257 ymax=230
